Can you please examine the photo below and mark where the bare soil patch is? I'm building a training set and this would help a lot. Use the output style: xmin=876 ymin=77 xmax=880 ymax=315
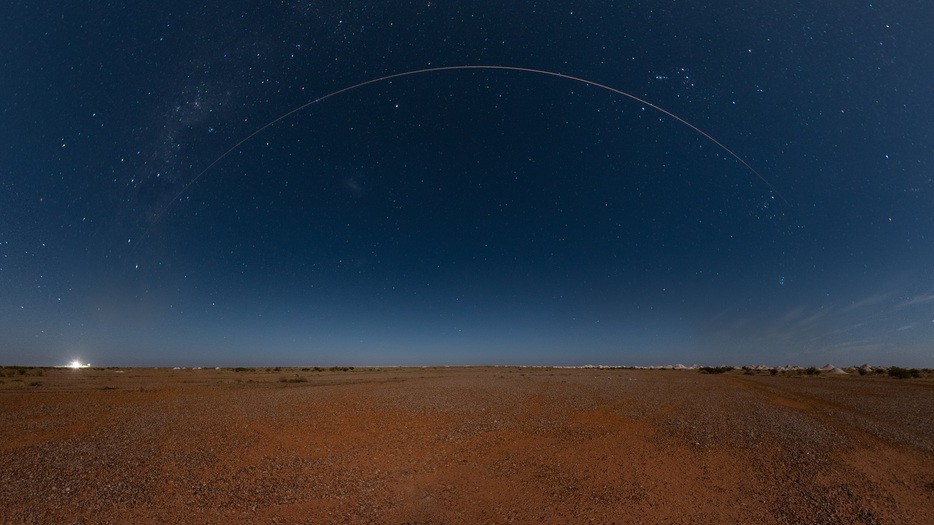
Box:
xmin=1 ymin=367 xmax=932 ymax=523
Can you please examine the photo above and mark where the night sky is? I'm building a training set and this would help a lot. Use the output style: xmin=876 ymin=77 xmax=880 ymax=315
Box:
xmin=3 ymin=2 xmax=932 ymax=367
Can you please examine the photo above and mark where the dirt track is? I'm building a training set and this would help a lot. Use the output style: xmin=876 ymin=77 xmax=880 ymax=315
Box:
xmin=1 ymin=367 xmax=932 ymax=524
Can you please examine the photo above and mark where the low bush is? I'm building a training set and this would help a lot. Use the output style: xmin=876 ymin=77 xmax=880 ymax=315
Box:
xmin=888 ymin=367 xmax=920 ymax=379
xmin=698 ymin=366 xmax=733 ymax=374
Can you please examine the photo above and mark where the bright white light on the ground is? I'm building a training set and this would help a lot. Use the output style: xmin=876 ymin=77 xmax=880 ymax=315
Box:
xmin=69 ymin=360 xmax=88 ymax=369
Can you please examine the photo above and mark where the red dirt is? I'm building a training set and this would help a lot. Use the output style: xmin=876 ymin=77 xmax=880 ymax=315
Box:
xmin=1 ymin=367 xmax=932 ymax=523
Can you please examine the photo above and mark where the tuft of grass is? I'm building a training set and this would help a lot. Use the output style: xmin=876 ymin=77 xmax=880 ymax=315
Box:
xmin=0 ymin=366 xmax=45 ymax=377
xmin=279 ymin=374 xmax=308 ymax=383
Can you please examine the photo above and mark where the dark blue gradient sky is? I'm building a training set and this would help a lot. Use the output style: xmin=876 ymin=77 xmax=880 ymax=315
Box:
xmin=2 ymin=2 xmax=932 ymax=367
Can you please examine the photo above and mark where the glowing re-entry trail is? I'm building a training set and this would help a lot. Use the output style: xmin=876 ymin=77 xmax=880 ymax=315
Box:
xmin=154 ymin=65 xmax=789 ymax=229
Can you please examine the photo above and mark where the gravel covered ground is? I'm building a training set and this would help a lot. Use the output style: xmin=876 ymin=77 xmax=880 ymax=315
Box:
xmin=1 ymin=367 xmax=932 ymax=524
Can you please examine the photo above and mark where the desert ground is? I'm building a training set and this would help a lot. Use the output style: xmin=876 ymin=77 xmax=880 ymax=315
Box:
xmin=1 ymin=366 xmax=932 ymax=524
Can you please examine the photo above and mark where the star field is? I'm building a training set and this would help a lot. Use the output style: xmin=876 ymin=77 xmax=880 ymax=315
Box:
xmin=1 ymin=2 xmax=932 ymax=367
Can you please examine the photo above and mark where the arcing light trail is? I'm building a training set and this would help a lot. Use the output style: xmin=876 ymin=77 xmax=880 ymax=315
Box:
xmin=136 ymin=65 xmax=788 ymax=252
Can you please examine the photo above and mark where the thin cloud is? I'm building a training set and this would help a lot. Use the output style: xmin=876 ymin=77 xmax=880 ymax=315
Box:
xmin=896 ymin=292 xmax=934 ymax=309
xmin=841 ymin=291 xmax=897 ymax=313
